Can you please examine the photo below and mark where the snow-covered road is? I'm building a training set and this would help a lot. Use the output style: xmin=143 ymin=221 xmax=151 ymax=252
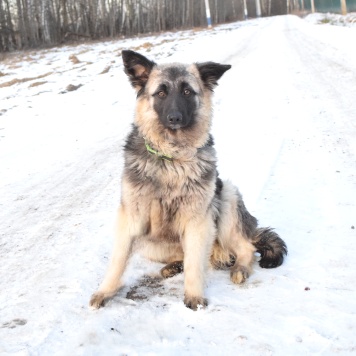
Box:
xmin=1 ymin=15 xmax=355 ymax=355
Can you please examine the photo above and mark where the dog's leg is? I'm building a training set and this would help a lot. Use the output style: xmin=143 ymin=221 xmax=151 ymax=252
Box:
xmin=89 ymin=205 xmax=141 ymax=309
xmin=215 ymin=181 xmax=257 ymax=284
xmin=182 ymin=215 xmax=214 ymax=310
xmin=230 ymin=234 xmax=256 ymax=284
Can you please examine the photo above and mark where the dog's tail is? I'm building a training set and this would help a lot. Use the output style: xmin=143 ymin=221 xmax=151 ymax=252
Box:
xmin=251 ymin=228 xmax=287 ymax=268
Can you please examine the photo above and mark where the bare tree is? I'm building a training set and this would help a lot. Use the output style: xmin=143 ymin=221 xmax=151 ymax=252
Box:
xmin=1 ymin=0 xmax=292 ymax=51
xmin=0 ymin=0 xmax=17 ymax=50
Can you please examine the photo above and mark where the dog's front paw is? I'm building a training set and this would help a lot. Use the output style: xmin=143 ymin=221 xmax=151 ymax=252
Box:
xmin=89 ymin=292 xmax=107 ymax=309
xmin=230 ymin=266 xmax=250 ymax=284
xmin=184 ymin=295 xmax=208 ymax=311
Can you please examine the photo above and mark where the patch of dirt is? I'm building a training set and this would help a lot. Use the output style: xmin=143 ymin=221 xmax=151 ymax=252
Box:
xmin=59 ymin=83 xmax=83 ymax=94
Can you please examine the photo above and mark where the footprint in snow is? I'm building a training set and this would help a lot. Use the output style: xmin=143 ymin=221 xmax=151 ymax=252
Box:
xmin=1 ymin=318 xmax=27 ymax=329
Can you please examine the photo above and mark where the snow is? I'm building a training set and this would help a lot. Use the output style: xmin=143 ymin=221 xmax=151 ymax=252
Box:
xmin=1 ymin=14 xmax=356 ymax=355
xmin=305 ymin=12 xmax=356 ymax=28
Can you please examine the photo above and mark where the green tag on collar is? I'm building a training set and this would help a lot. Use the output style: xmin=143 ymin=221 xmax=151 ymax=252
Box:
xmin=145 ymin=141 xmax=173 ymax=162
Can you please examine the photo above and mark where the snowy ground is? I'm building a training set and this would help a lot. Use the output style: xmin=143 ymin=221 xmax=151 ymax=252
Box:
xmin=1 ymin=14 xmax=356 ymax=355
xmin=305 ymin=12 xmax=356 ymax=27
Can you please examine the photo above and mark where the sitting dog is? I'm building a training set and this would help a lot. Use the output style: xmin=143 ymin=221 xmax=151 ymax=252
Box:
xmin=90 ymin=50 xmax=287 ymax=310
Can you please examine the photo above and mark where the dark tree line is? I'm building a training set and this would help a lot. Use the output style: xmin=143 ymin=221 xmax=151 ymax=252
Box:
xmin=0 ymin=0 xmax=288 ymax=52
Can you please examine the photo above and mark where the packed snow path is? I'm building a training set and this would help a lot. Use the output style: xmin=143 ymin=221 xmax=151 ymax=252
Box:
xmin=0 ymin=15 xmax=355 ymax=355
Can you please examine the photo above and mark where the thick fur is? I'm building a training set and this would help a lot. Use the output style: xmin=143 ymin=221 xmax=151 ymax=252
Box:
xmin=90 ymin=50 xmax=287 ymax=310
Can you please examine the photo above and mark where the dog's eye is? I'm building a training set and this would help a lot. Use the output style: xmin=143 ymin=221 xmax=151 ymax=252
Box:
xmin=157 ymin=91 xmax=166 ymax=98
xmin=183 ymin=89 xmax=191 ymax=96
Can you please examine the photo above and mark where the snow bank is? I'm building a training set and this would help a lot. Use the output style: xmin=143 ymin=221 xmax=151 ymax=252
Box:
xmin=305 ymin=11 xmax=356 ymax=27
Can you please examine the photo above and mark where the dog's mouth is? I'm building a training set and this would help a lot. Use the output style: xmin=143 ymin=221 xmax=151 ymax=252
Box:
xmin=167 ymin=124 xmax=182 ymax=131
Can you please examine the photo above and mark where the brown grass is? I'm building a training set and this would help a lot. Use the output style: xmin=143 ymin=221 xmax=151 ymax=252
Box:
xmin=132 ymin=42 xmax=153 ymax=52
xmin=69 ymin=54 xmax=81 ymax=64
xmin=29 ymin=81 xmax=47 ymax=88
xmin=0 ymin=72 xmax=52 ymax=88
xmin=100 ymin=65 xmax=111 ymax=74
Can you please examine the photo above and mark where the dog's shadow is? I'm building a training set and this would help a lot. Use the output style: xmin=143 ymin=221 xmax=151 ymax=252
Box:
xmin=123 ymin=274 xmax=185 ymax=304
xmin=125 ymin=275 xmax=165 ymax=301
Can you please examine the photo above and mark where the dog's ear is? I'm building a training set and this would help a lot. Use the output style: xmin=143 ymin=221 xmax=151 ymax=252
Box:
xmin=196 ymin=62 xmax=231 ymax=91
xmin=122 ymin=50 xmax=156 ymax=93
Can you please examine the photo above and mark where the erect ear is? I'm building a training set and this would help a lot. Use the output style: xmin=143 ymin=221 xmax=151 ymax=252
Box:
xmin=196 ymin=62 xmax=231 ymax=91
xmin=122 ymin=50 xmax=156 ymax=93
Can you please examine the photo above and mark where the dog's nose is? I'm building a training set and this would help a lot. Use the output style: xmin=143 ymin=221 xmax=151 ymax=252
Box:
xmin=167 ymin=112 xmax=183 ymax=124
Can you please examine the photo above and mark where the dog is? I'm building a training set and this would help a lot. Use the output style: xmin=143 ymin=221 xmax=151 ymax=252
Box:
xmin=89 ymin=50 xmax=287 ymax=310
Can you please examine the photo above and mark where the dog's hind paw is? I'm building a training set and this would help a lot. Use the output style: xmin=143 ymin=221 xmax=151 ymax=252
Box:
xmin=160 ymin=261 xmax=184 ymax=278
xmin=184 ymin=295 xmax=208 ymax=311
xmin=230 ymin=266 xmax=250 ymax=284
xmin=89 ymin=292 xmax=106 ymax=309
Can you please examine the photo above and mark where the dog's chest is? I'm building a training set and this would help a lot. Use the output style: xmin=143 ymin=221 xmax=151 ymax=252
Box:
xmin=124 ymin=133 xmax=217 ymax=210
xmin=145 ymin=159 xmax=211 ymax=200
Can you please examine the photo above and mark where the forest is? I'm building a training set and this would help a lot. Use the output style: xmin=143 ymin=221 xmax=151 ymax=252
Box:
xmin=0 ymin=0 xmax=292 ymax=51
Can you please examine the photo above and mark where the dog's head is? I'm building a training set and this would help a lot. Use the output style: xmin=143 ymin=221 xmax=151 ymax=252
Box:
xmin=122 ymin=50 xmax=231 ymax=149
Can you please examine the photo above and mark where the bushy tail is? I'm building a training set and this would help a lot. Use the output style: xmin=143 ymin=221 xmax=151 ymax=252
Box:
xmin=251 ymin=228 xmax=287 ymax=268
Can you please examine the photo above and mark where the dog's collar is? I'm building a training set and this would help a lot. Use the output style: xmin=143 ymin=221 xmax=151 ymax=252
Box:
xmin=144 ymin=139 xmax=173 ymax=162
